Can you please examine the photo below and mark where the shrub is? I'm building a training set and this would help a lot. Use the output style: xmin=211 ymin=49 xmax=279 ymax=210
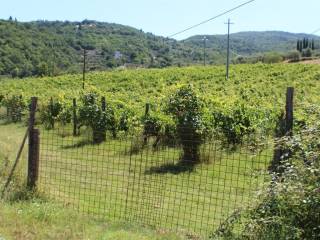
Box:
xmin=166 ymin=85 xmax=206 ymax=164
xmin=286 ymin=50 xmax=301 ymax=62
xmin=262 ymin=52 xmax=283 ymax=64
xmin=212 ymin=102 xmax=267 ymax=146
xmin=40 ymin=99 xmax=63 ymax=129
xmin=2 ymin=95 xmax=26 ymax=122
xmin=302 ymin=48 xmax=313 ymax=58
xmin=212 ymin=124 xmax=320 ymax=239
xmin=142 ymin=111 xmax=176 ymax=148
xmin=79 ymin=93 xmax=116 ymax=143
xmin=79 ymin=93 xmax=107 ymax=143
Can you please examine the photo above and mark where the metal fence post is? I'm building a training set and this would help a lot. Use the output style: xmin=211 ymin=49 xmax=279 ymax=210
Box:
xmin=27 ymin=97 xmax=40 ymax=189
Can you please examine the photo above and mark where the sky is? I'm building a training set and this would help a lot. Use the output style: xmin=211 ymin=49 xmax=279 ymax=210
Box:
xmin=1 ymin=0 xmax=320 ymax=40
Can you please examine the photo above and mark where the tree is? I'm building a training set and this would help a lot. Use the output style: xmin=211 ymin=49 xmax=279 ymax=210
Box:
xmin=311 ymin=39 xmax=315 ymax=50
xmin=79 ymin=93 xmax=116 ymax=144
xmin=302 ymin=48 xmax=312 ymax=58
xmin=286 ymin=50 xmax=301 ymax=62
xmin=303 ymin=38 xmax=307 ymax=49
xmin=299 ymin=40 xmax=303 ymax=52
xmin=166 ymin=85 xmax=206 ymax=164
xmin=35 ymin=62 xmax=49 ymax=76
xmin=262 ymin=52 xmax=283 ymax=64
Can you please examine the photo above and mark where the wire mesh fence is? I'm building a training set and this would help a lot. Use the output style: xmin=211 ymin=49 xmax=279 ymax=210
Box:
xmin=0 ymin=92 xmax=305 ymax=237
xmin=0 ymin=105 xmax=29 ymax=200
xmin=35 ymin=122 xmax=273 ymax=237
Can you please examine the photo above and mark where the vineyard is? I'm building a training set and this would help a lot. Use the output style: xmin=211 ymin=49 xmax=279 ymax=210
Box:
xmin=1 ymin=63 xmax=320 ymax=134
xmin=1 ymin=63 xmax=320 ymax=238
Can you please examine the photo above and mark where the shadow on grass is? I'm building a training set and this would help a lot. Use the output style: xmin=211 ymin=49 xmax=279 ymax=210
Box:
xmin=0 ymin=120 xmax=17 ymax=126
xmin=61 ymin=139 xmax=93 ymax=149
xmin=145 ymin=160 xmax=197 ymax=175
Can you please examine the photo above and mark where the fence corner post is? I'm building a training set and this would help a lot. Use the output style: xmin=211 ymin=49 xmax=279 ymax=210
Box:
xmin=27 ymin=97 xmax=40 ymax=189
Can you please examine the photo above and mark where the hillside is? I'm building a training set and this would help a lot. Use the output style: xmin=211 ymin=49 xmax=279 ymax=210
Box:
xmin=185 ymin=31 xmax=320 ymax=56
xmin=0 ymin=19 xmax=195 ymax=77
xmin=0 ymin=19 xmax=319 ymax=78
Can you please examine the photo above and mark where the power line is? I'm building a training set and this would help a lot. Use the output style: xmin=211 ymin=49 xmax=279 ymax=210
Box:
xmin=311 ymin=28 xmax=320 ymax=35
xmin=168 ymin=0 xmax=256 ymax=38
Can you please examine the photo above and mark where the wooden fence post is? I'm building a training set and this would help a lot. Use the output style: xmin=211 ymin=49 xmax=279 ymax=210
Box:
xmin=285 ymin=87 xmax=294 ymax=135
xmin=73 ymin=98 xmax=77 ymax=136
xmin=50 ymin=97 xmax=54 ymax=129
xmin=143 ymin=103 xmax=150 ymax=145
xmin=270 ymin=87 xmax=294 ymax=173
xmin=27 ymin=97 xmax=40 ymax=189
xmin=101 ymin=96 xmax=106 ymax=112
xmin=145 ymin=103 xmax=150 ymax=116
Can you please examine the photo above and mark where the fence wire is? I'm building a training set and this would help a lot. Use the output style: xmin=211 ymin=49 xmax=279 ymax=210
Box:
xmin=37 ymin=123 xmax=272 ymax=237
xmin=0 ymin=106 xmax=28 ymax=200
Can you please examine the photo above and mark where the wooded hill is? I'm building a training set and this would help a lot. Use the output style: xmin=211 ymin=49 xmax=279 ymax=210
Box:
xmin=0 ymin=19 xmax=319 ymax=77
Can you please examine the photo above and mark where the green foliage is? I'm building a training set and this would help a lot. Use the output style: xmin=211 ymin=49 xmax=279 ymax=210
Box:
xmin=1 ymin=95 xmax=26 ymax=122
xmin=79 ymin=93 xmax=107 ymax=143
xmin=78 ymin=93 xmax=117 ymax=143
xmin=212 ymin=102 xmax=270 ymax=145
xmin=142 ymin=110 xmax=176 ymax=147
xmin=286 ymin=50 xmax=301 ymax=62
xmin=212 ymin=123 xmax=320 ymax=240
xmin=262 ymin=52 xmax=283 ymax=64
xmin=0 ymin=18 xmax=319 ymax=78
xmin=166 ymin=85 xmax=206 ymax=163
xmin=40 ymin=99 xmax=62 ymax=129
xmin=39 ymin=98 xmax=72 ymax=129
xmin=302 ymin=48 xmax=313 ymax=58
xmin=1 ymin=63 xmax=320 ymax=146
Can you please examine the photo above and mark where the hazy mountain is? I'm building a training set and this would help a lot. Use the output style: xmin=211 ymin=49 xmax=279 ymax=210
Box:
xmin=185 ymin=31 xmax=320 ymax=55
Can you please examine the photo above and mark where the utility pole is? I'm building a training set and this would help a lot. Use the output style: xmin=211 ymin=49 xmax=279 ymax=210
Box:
xmin=203 ymin=36 xmax=208 ymax=66
xmin=82 ymin=49 xmax=86 ymax=90
xmin=225 ymin=18 xmax=234 ymax=80
xmin=51 ymin=42 xmax=56 ymax=76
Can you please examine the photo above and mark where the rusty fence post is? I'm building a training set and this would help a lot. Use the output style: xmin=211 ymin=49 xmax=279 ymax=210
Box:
xmin=27 ymin=97 xmax=40 ymax=189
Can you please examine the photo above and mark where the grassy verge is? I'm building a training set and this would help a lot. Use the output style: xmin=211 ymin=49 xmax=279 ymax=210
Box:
xmin=0 ymin=199 xmax=184 ymax=240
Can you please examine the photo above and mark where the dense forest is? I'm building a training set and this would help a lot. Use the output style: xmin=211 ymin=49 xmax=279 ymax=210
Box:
xmin=0 ymin=18 xmax=319 ymax=78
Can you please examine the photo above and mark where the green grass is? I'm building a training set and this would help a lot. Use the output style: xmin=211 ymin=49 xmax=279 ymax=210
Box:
xmin=0 ymin=121 xmax=272 ymax=238
xmin=0 ymin=199 xmax=184 ymax=240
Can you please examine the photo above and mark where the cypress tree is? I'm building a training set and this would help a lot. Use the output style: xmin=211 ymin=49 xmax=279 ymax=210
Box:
xmin=299 ymin=40 xmax=303 ymax=52
xmin=311 ymin=39 xmax=315 ymax=50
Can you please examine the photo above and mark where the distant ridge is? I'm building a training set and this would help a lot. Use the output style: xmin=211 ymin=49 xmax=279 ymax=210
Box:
xmin=0 ymin=19 xmax=319 ymax=78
